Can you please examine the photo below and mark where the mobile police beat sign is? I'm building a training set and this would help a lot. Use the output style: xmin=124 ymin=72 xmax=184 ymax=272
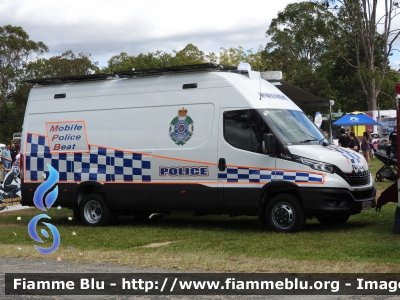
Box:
xmin=46 ymin=121 xmax=89 ymax=153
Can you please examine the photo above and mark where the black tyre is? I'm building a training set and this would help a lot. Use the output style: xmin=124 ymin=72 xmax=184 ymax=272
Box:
xmin=316 ymin=215 xmax=350 ymax=225
xmin=265 ymin=194 xmax=305 ymax=233
xmin=80 ymin=193 xmax=112 ymax=226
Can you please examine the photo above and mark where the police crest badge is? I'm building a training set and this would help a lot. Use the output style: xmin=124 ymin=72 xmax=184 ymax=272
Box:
xmin=169 ymin=107 xmax=194 ymax=145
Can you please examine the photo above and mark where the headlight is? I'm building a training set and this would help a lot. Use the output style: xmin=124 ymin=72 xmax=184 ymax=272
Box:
xmin=294 ymin=156 xmax=336 ymax=173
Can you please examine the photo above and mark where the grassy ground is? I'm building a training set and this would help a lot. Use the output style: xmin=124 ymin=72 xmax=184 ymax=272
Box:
xmin=1 ymin=157 xmax=400 ymax=273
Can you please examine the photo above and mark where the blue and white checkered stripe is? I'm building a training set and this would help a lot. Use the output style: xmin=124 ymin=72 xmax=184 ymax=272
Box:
xmin=326 ymin=145 xmax=361 ymax=164
xmin=218 ymin=167 xmax=324 ymax=183
xmin=25 ymin=133 xmax=151 ymax=182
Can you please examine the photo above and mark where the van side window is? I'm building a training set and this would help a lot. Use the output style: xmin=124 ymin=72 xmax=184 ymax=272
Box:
xmin=223 ymin=110 xmax=270 ymax=153
xmin=250 ymin=110 xmax=270 ymax=154
xmin=223 ymin=110 xmax=251 ymax=151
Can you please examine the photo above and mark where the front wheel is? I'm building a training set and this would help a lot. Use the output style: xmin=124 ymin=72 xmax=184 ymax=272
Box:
xmin=80 ymin=193 xmax=112 ymax=226
xmin=266 ymin=194 xmax=305 ymax=233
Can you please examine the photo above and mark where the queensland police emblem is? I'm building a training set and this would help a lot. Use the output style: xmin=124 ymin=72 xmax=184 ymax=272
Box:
xmin=169 ymin=107 xmax=194 ymax=145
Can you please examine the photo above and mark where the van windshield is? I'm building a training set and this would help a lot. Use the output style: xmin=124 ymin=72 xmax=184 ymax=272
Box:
xmin=260 ymin=109 xmax=329 ymax=145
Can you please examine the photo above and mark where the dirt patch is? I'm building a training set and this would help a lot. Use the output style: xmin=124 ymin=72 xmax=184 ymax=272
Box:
xmin=140 ymin=241 xmax=180 ymax=248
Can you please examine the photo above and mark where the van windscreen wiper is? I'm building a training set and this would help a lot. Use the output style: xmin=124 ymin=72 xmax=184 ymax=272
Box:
xmin=299 ymin=138 xmax=318 ymax=143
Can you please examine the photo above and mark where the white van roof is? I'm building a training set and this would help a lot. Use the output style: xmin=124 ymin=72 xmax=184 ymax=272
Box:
xmin=25 ymin=64 xmax=303 ymax=112
xmin=25 ymin=63 xmax=329 ymax=109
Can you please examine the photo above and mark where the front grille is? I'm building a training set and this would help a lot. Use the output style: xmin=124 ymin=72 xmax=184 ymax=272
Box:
xmin=337 ymin=171 xmax=370 ymax=186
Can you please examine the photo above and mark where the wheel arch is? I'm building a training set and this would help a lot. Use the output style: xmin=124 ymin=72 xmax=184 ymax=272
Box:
xmin=72 ymin=181 xmax=110 ymax=222
xmin=259 ymin=181 xmax=303 ymax=208
xmin=75 ymin=181 xmax=109 ymax=206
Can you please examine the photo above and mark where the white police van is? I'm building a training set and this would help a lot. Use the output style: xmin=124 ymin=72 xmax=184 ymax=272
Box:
xmin=20 ymin=63 xmax=375 ymax=232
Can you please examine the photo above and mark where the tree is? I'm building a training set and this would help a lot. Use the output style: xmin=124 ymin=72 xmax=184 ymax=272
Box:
xmin=172 ymin=43 xmax=205 ymax=65
xmin=325 ymin=0 xmax=400 ymax=110
xmin=0 ymin=25 xmax=48 ymax=142
xmin=0 ymin=83 xmax=30 ymax=143
xmin=26 ymin=50 xmax=100 ymax=78
xmin=0 ymin=25 xmax=48 ymax=110
xmin=264 ymin=1 xmax=340 ymax=105
xmin=264 ymin=1 xmax=400 ymax=113
xmin=105 ymin=50 xmax=174 ymax=73
xmin=219 ymin=45 xmax=265 ymax=70
xmin=5 ymin=50 xmax=100 ymax=143
xmin=105 ymin=44 xmax=208 ymax=73
xmin=205 ymin=52 xmax=218 ymax=64
xmin=264 ymin=2 xmax=338 ymax=80
xmin=326 ymin=41 xmax=367 ymax=112
xmin=105 ymin=44 xmax=265 ymax=74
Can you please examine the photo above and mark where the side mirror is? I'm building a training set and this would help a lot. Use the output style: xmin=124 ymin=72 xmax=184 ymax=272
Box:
xmin=262 ymin=133 xmax=275 ymax=155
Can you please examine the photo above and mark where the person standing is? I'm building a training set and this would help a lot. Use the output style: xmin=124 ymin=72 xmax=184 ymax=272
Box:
xmin=338 ymin=128 xmax=350 ymax=147
xmin=388 ymin=126 xmax=397 ymax=155
xmin=349 ymin=132 xmax=360 ymax=152
xmin=361 ymin=131 xmax=371 ymax=165
xmin=14 ymin=149 xmax=21 ymax=168
xmin=0 ymin=151 xmax=4 ymax=183
xmin=10 ymin=145 xmax=17 ymax=164
xmin=2 ymin=145 xmax=12 ymax=177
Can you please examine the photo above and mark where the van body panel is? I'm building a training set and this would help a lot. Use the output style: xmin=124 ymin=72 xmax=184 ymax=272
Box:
xmin=20 ymin=68 xmax=375 ymax=227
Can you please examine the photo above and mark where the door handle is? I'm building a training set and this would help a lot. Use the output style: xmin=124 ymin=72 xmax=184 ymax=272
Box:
xmin=218 ymin=158 xmax=226 ymax=171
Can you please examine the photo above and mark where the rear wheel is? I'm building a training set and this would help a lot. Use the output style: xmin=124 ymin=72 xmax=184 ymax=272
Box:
xmin=80 ymin=193 xmax=112 ymax=226
xmin=266 ymin=194 xmax=305 ymax=233
xmin=316 ymin=215 xmax=350 ymax=225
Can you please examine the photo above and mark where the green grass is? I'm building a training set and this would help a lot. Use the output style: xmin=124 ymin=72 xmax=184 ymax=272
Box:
xmin=1 ymin=203 xmax=399 ymax=263
xmin=1 ymin=157 xmax=400 ymax=272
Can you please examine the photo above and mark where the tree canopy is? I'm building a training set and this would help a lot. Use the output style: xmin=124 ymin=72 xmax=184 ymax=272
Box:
xmin=26 ymin=50 xmax=100 ymax=78
xmin=0 ymin=25 xmax=48 ymax=141
xmin=264 ymin=0 xmax=399 ymax=113
xmin=323 ymin=0 xmax=400 ymax=110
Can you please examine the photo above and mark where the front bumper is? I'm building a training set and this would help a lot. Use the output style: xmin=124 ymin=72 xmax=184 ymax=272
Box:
xmin=298 ymin=186 xmax=376 ymax=217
